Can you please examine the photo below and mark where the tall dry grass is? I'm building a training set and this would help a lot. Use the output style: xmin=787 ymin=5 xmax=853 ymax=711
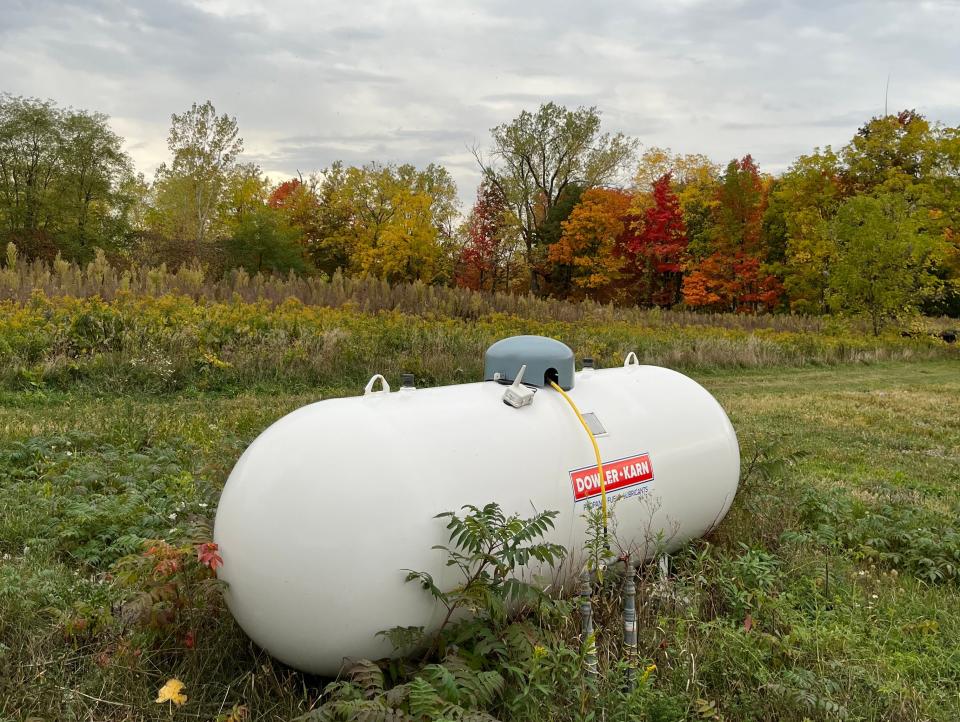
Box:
xmin=0 ymin=244 xmax=834 ymax=332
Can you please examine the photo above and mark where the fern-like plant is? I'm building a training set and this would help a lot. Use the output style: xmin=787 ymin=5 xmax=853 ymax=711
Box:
xmin=296 ymin=656 xmax=505 ymax=722
xmin=399 ymin=503 xmax=566 ymax=657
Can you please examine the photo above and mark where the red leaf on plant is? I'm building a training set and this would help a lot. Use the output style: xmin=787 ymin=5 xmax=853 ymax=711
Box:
xmin=197 ymin=542 xmax=223 ymax=571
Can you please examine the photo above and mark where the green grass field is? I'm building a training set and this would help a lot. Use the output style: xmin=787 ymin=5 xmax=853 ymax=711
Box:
xmin=1 ymin=359 xmax=959 ymax=721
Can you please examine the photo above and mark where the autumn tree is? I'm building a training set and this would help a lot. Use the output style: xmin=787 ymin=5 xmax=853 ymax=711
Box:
xmin=627 ymin=173 xmax=688 ymax=306
xmin=633 ymin=148 xmax=720 ymax=261
xmin=268 ymin=178 xmax=304 ymax=210
xmin=317 ymin=162 xmax=458 ymax=284
xmin=549 ymin=187 xmax=635 ymax=301
xmin=264 ymin=174 xmax=353 ymax=275
xmin=683 ymin=155 xmax=782 ymax=312
xmin=924 ymin=124 xmax=960 ymax=315
xmin=538 ymin=183 xmax=585 ymax=296
xmin=456 ymin=179 xmax=518 ymax=292
xmin=713 ymin=154 xmax=766 ymax=254
xmin=475 ymin=103 xmax=637 ymax=295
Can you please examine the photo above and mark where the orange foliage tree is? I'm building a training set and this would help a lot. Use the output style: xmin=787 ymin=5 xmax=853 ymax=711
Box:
xmin=549 ymin=188 xmax=638 ymax=301
xmin=683 ymin=156 xmax=783 ymax=312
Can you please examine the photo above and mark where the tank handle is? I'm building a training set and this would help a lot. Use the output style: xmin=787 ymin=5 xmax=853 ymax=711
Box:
xmin=623 ymin=351 xmax=640 ymax=367
xmin=364 ymin=374 xmax=391 ymax=395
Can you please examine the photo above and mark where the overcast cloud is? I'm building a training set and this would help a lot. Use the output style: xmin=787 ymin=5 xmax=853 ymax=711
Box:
xmin=2 ymin=0 xmax=958 ymax=204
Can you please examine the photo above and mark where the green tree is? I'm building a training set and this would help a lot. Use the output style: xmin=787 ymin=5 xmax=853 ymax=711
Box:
xmin=150 ymin=100 xmax=243 ymax=256
xmin=826 ymin=194 xmax=939 ymax=334
xmin=0 ymin=96 xmax=61 ymax=252
xmin=919 ymin=124 xmax=960 ymax=316
xmin=58 ymin=110 xmax=132 ymax=255
xmin=0 ymin=95 xmax=132 ymax=260
xmin=475 ymin=102 xmax=637 ymax=294
xmin=773 ymin=148 xmax=844 ymax=313
xmin=843 ymin=110 xmax=936 ymax=194
xmin=539 ymin=183 xmax=584 ymax=296
xmin=223 ymin=206 xmax=307 ymax=275
xmin=221 ymin=162 xmax=269 ymax=225
xmin=307 ymin=165 xmax=353 ymax=275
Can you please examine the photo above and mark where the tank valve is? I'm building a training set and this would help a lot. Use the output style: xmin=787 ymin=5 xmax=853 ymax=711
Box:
xmin=502 ymin=364 xmax=536 ymax=408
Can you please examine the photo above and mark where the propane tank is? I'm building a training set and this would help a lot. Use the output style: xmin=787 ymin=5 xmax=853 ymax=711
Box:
xmin=214 ymin=336 xmax=739 ymax=674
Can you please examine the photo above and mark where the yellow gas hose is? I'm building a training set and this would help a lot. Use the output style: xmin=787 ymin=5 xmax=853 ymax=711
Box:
xmin=549 ymin=380 xmax=608 ymax=540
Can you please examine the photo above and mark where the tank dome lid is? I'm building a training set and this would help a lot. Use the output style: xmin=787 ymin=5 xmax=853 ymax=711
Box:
xmin=483 ymin=335 xmax=575 ymax=390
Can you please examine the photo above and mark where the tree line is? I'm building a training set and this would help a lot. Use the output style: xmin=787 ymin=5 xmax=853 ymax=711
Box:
xmin=1 ymin=94 xmax=958 ymax=327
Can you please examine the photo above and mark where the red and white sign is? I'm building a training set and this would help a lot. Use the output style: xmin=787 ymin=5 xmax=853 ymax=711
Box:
xmin=570 ymin=453 xmax=654 ymax=502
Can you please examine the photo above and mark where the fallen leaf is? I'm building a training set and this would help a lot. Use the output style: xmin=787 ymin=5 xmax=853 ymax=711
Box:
xmin=156 ymin=678 xmax=187 ymax=706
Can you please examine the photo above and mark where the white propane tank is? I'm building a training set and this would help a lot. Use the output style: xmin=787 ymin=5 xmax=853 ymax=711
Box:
xmin=214 ymin=338 xmax=739 ymax=675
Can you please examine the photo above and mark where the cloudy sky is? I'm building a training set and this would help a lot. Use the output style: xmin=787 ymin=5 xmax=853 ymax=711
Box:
xmin=2 ymin=0 xmax=959 ymax=204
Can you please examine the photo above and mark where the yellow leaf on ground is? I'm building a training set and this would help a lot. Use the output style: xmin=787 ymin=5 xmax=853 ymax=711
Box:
xmin=156 ymin=678 xmax=188 ymax=705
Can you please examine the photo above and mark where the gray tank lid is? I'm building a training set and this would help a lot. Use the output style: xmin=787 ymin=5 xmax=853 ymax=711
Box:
xmin=483 ymin=335 xmax=575 ymax=390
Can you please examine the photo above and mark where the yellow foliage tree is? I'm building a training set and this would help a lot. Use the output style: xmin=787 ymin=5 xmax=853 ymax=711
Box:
xmin=549 ymin=188 xmax=633 ymax=301
xmin=321 ymin=163 xmax=457 ymax=284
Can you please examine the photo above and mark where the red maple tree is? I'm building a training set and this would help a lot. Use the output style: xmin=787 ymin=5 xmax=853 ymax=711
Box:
xmin=626 ymin=173 xmax=688 ymax=305
xmin=456 ymin=180 xmax=514 ymax=292
xmin=267 ymin=179 xmax=302 ymax=209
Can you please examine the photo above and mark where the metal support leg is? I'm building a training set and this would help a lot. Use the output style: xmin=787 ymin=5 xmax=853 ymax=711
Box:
xmin=579 ymin=567 xmax=597 ymax=677
xmin=622 ymin=558 xmax=637 ymax=690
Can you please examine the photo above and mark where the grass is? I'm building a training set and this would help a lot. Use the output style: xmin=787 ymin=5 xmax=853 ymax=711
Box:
xmin=1 ymin=295 xmax=955 ymax=401
xmin=1 ymin=357 xmax=959 ymax=720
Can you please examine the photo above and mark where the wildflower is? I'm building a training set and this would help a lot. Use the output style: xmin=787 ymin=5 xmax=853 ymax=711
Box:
xmin=640 ymin=663 xmax=657 ymax=684
xmin=533 ymin=645 xmax=548 ymax=660
xmin=156 ymin=678 xmax=187 ymax=706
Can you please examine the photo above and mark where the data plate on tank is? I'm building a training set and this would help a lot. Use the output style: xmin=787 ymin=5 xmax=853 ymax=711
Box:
xmin=582 ymin=412 xmax=607 ymax=436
